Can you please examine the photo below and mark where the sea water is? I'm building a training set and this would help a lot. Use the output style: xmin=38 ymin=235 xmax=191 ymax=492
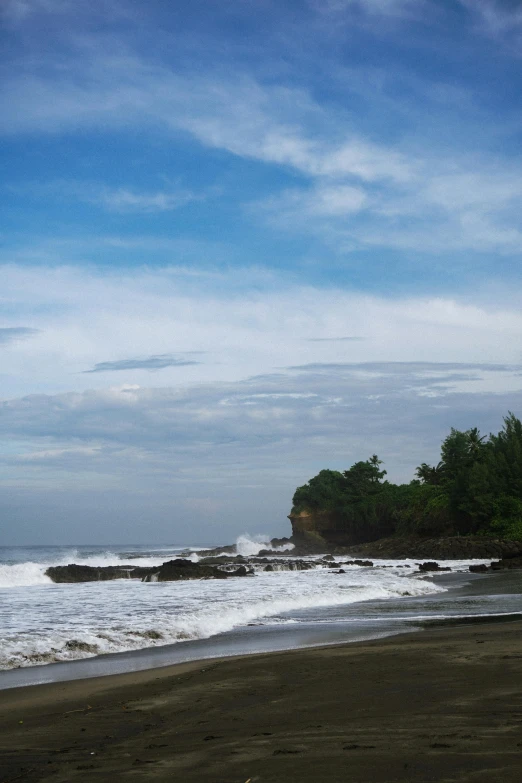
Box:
xmin=0 ymin=539 xmax=518 ymax=687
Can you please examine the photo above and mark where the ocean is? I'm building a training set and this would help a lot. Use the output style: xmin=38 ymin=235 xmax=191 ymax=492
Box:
xmin=1 ymin=538 xmax=520 ymax=689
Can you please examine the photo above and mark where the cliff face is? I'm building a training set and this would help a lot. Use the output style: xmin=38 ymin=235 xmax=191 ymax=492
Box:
xmin=289 ymin=510 xmax=522 ymax=559
xmin=289 ymin=509 xmax=357 ymax=548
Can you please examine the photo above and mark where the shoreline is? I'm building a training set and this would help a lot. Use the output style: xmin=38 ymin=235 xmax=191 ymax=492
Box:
xmin=2 ymin=568 xmax=518 ymax=691
xmin=0 ymin=569 xmax=482 ymax=691
xmin=1 ymin=617 xmax=522 ymax=781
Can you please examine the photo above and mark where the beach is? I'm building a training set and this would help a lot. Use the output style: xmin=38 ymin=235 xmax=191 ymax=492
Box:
xmin=2 ymin=618 xmax=522 ymax=782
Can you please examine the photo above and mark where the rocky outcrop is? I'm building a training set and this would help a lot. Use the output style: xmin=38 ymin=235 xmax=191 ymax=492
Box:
xmin=288 ymin=508 xmax=522 ymax=560
xmin=259 ymin=537 xmax=293 ymax=553
xmin=344 ymin=536 xmax=522 ymax=561
xmin=491 ymin=555 xmax=522 ymax=570
xmin=418 ymin=562 xmax=451 ymax=572
xmin=195 ymin=537 xmax=294 ymax=559
xmin=142 ymin=558 xmax=252 ymax=582
xmin=289 ymin=510 xmax=350 ymax=550
xmin=343 ymin=559 xmax=374 ymax=567
xmin=469 ymin=552 xmax=522 ymax=573
xmin=45 ymin=564 xmax=151 ymax=582
xmin=46 ymin=559 xmax=252 ymax=584
xmin=190 ymin=544 xmax=237 ymax=558
xmin=198 ymin=555 xmax=247 ymax=566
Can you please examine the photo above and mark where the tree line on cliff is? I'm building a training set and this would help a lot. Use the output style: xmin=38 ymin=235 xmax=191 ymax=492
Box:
xmin=291 ymin=413 xmax=522 ymax=542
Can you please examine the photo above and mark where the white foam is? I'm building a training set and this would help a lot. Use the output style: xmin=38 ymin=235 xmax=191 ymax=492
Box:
xmin=0 ymin=566 xmax=444 ymax=669
xmin=235 ymin=534 xmax=294 ymax=556
xmin=0 ymin=542 xmax=498 ymax=670
xmin=0 ymin=562 xmax=53 ymax=588
xmin=0 ymin=549 xmax=192 ymax=589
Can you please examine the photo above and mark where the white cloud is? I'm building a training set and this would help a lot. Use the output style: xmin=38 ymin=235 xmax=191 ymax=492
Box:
xmin=10 ymin=180 xmax=204 ymax=214
xmin=94 ymin=186 xmax=200 ymax=213
xmin=2 ymin=361 xmax=522 ymax=527
xmin=2 ymin=265 xmax=522 ymax=541
xmin=258 ymin=150 xmax=522 ymax=254
xmin=2 ymin=20 xmax=522 ymax=256
xmin=0 ymin=60 xmax=412 ymax=185
xmin=1 ymin=263 xmax=522 ymax=405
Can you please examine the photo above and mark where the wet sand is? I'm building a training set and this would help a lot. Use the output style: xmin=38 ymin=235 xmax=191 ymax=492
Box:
xmin=1 ymin=619 xmax=521 ymax=782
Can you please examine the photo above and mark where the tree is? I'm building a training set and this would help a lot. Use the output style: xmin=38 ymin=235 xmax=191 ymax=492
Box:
xmin=290 ymin=415 xmax=522 ymax=542
xmin=292 ymin=469 xmax=346 ymax=512
xmin=415 ymin=462 xmax=444 ymax=485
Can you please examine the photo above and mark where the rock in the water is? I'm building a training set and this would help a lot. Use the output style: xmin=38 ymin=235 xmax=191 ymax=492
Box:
xmin=143 ymin=558 xmax=234 ymax=582
xmin=490 ymin=555 xmax=522 ymax=570
xmin=270 ymin=536 xmax=293 ymax=549
xmin=198 ymin=555 xmax=247 ymax=565
xmin=142 ymin=558 xmax=253 ymax=582
xmin=230 ymin=565 xmax=251 ymax=576
xmin=343 ymin=559 xmax=374 ymax=567
xmin=45 ymin=564 xmax=150 ymax=583
xmin=469 ymin=564 xmax=489 ymax=573
xmin=418 ymin=561 xmax=451 ymax=572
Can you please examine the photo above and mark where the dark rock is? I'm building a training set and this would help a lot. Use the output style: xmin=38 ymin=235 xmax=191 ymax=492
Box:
xmin=250 ymin=558 xmax=314 ymax=571
xmin=490 ymin=556 xmax=522 ymax=570
xmin=418 ymin=561 xmax=451 ymax=572
xmin=337 ymin=569 xmax=346 ymax=574
xmin=264 ymin=564 xmax=274 ymax=571
xmin=288 ymin=530 xmax=333 ymax=555
xmin=469 ymin=564 xmax=489 ymax=573
xmin=191 ymin=544 xmax=237 ymax=558
xmin=345 ymin=536 xmax=522 ymax=561
xmin=270 ymin=536 xmax=293 ymax=549
xmin=143 ymin=558 xmax=247 ymax=582
xmin=418 ymin=561 xmax=440 ymax=572
xmin=47 ymin=557 xmax=255 ymax=584
xmin=500 ymin=550 xmax=522 ymax=560
xmin=229 ymin=565 xmax=251 ymax=576
xmin=344 ymin=559 xmax=374 ymax=567
xmin=198 ymin=555 xmax=246 ymax=565
xmin=45 ymin=564 xmax=151 ymax=583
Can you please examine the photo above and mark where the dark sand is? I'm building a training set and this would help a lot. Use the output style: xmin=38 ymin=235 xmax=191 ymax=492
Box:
xmin=1 ymin=620 xmax=522 ymax=782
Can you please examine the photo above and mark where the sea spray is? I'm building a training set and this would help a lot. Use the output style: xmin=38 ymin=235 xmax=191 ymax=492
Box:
xmin=0 ymin=548 xmax=198 ymax=588
xmin=1 ymin=564 xmax=444 ymax=669
xmin=0 ymin=543 xmax=491 ymax=672
xmin=235 ymin=534 xmax=294 ymax=556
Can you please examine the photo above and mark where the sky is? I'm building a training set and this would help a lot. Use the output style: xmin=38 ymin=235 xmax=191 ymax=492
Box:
xmin=2 ymin=0 xmax=522 ymax=545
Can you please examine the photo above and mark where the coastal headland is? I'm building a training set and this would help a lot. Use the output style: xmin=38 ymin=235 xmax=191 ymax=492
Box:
xmin=2 ymin=618 xmax=522 ymax=782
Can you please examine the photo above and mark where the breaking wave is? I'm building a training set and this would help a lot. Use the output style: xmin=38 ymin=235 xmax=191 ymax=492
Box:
xmin=1 ymin=566 xmax=444 ymax=669
xmin=235 ymin=534 xmax=294 ymax=556
xmin=0 ymin=548 xmax=199 ymax=589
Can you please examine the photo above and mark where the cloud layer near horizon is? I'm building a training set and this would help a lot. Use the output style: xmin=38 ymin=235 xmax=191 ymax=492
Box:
xmin=3 ymin=264 xmax=522 ymax=396
xmin=1 ymin=263 xmax=522 ymax=543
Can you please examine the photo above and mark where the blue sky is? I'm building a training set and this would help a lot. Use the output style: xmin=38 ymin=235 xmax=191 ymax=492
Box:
xmin=2 ymin=0 xmax=522 ymax=544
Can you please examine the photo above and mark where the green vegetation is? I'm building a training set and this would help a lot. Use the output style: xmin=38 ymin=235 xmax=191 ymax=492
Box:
xmin=291 ymin=413 xmax=522 ymax=542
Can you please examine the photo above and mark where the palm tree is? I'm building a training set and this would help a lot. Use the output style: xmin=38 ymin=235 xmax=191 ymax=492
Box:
xmin=415 ymin=462 xmax=444 ymax=486
xmin=466 ymin=427 xmax=486 ymax=458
